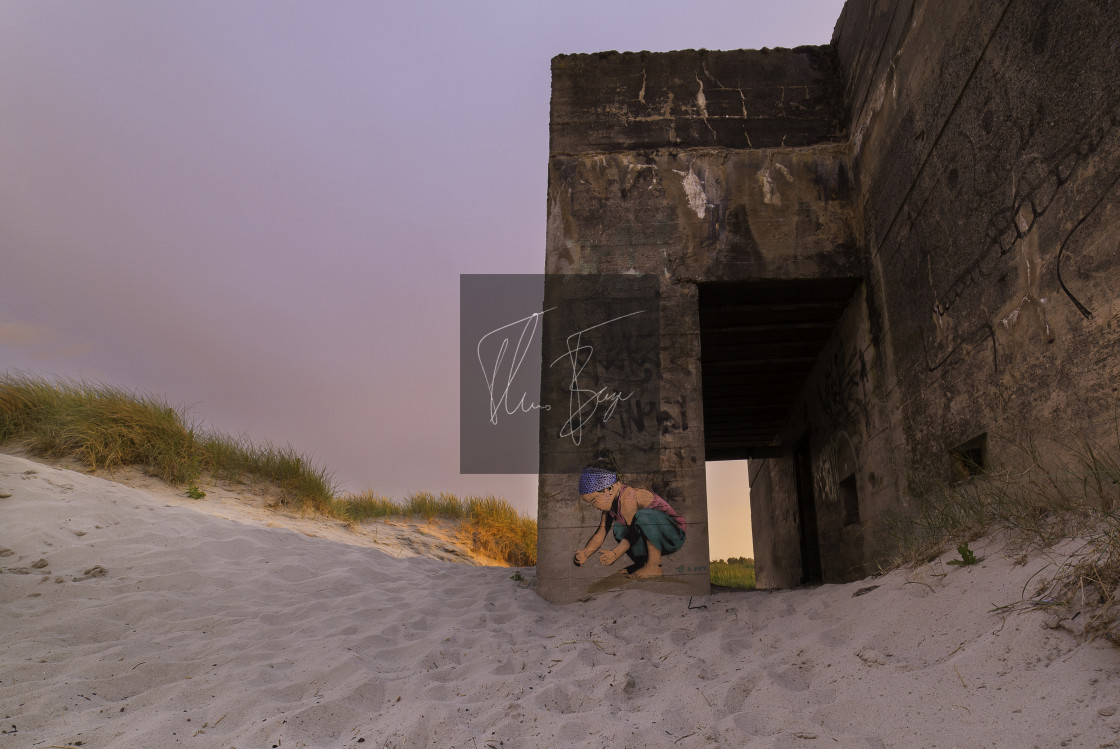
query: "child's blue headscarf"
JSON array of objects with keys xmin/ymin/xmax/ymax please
[{"xmin": 579, "ymin": 467, "xmax": 617, "ymax": 495}]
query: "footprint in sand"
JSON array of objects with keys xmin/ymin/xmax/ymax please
[
  {"xmin": 722, "ymin": 675, "xmax": 757, "ymax": 710},
  {"xmin": 857, "ymin": 648, "xmax": 888, "ymax": 666},
  {"xmin": 3, "ymin": 559, "xmax": 50, "ymax": 574},
  {"xmin": 766, "ymin": 659, "xmax": 815, "ymax": 691},
  {"xmin": 532, "ymin": 683, "xmax": 593, "ymax": 715},
  {"xmin": 73, "ymin": 565, "xmax": 108, "ymax": 581}
]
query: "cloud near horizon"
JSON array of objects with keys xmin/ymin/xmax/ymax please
[{"xmin": 0, "ymin": 321, "xmax": 91, "ymax": 361}]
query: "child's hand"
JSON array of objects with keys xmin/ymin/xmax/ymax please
[
  {"xmin": 598, "ymin": 548, "xmax": 621, "ymax": 566},
  {"xmin": 573, "ymin": 549, "xmax": 590, "ymax": 566}
]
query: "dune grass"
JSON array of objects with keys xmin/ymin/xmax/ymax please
[
  {"xmin": 337, "ymin": 490, "xmax": 537, "ymax": 567},
  {"xmin": 710, "ymin": 557, "xmax": 755, "ymax": 590},
  {"xmin": 890, "ymin": 431, "xmax": 1120, "ymax": 643},
  {"xmin": 0, "ymin": 373, "xmax": 536, "ymax": 566},
  {"xmin": 0, "ymin": 373, "xmax": 337, "ymax": 511}
]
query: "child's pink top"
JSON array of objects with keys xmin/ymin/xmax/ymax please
[{"xmin": 609, "ymin": 485, "xmax": 686, "ymax": 533}]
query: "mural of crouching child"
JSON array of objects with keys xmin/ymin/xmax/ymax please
[{"xmin": 572, "ymin": 453, "xmax": 686, "ymax": 579}]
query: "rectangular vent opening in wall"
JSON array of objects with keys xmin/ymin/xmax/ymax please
[
  {"xmin": 950, "ymin": 433, "xmax": 988, "ymax": 481},
  {"xmin": 840, "ymin": 473, "xmax": 860, "ymax": 525}
]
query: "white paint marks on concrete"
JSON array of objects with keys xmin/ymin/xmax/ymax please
[
  {"xmin": 546, "ymin": 194, "xmax": 579, "ymax": 274},
  {"xmin": 662, "ymin": 91, "xmax": 677, "ymax": 143},
  {"xmin": 696, "ymin": 74, "xmax": 716, "ymax": 138},
  {"xmin": 756, "ymin": 157, "xmax": 794, "ymax": 206},
  {"xmin": 1016, "ymin": 202, "xmax": 1033, "ymax": 235},
  {"xmin": 997, "ymin": 229, "xmax": 1054, "ymax": 344},
  {"xmin": 852, "ymin": 54, "xmax": 900, "ymax": 157},
  {"xmin": 736, "ymin": 88, "xmax": 754, "ymax": 149},
  {"xmin": 625, "ymin": 162, "xmax": 656, "ymax": 189},
  {"xmin": 758, "ymin": 167, "xmax": 777, "ymax": 205},
  {"xmin": 676, "ymin": 166, "xmax": 708, "ymax": 219}
]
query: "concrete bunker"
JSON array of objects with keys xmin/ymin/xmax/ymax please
[
  {"xmin": 538, "ymin": 0, "xmax": 1120, "ymax": 603},
  {"xmin": 537, "ymin": 45, "xmax": 863, "ymax": 602}
]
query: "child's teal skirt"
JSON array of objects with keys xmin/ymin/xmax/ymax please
[{"xmin": 612, "ymin": 508, "xmax": 686, "ymax": 561}]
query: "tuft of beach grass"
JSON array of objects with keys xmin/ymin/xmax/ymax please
[
  {"xmin": 888, "ymin": 430, "xmax": 1120, "ymax": 643},
  {"xmin": 335, "ymin": 490, "xmax": 537, "ymax": 567}
]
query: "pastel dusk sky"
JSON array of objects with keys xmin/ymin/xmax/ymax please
[{"xmin": 1, "ymin": 0, "xmax": 849, "ymax": 559}]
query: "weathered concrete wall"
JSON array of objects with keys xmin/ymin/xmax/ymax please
[
  {"xmin": 749, "ymin": 281, "xmax": 905, "ymax": 587},
  {"xmin": 550, "ymin": 48, "xmax": 846, "ymax": 154},
  {"xmin": 547, "ymin": 147, "xmax": 857, "ymax": 279},
  {"xmin": 750, "ymin": 0, "xmax": 1120, "ymax": 587},
  {"xmin": 748, "ymin": 451, "xmax": 800, "ymax": 587},
  {"xmin": 536, "ymin": 278, "xmax": 709, "ymax": 604},
  {"xmin": 834, "ymin": 0, "xmax": 1120, "ymax": 489},
  {"xmin": 539, "ymin": 48, "xmax": 860, "ymax": 602}
]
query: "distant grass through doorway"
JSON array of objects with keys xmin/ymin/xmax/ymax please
[
  {"xmin": 710, "ymin": 557, "xmax": 755, "ymax": 589},
  {"xmin": 706, "ymin": 459, "xmax": 754, "ymax": 589}
]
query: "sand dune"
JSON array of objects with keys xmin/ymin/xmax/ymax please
[{"xmin": 2, "ymin": 452, "xmax": 1118, "ymax": 748}]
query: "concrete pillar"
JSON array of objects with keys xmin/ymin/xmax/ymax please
[{"xmin": 535, "ymin": 276, "xmax": 710, "ymax": 603}]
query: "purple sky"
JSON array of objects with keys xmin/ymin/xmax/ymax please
[{"xmin": 1, "ymin": 1, "xmax": 847, "ymax": 556}]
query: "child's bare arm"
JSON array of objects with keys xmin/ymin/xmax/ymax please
[
  {"xmin": 598, "ymin": 538, "xmax": 629, "ymax": 565},
  {"xmin": 574, "ymin": 513, "xmax": 608, "ymax": 566}
]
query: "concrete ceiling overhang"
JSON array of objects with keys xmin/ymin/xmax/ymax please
[{"xmin": 699, "ymin": 278, "xmax": 862, "ymax": 461}]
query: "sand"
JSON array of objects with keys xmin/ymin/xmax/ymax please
[{"xmin": 2, "ymin": 452, "xmax": 1119, "ymax": 749}]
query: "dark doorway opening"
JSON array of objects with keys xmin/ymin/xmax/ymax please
[
  {"xmin": 697, "ymin": 278, "xmax": 861, "ymax": 587},
  {"xmin": 698, "ymin": 279, "xmax": 862, "ymax": 459}
]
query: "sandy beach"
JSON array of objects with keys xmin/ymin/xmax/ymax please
[{"xmin": 2, "ymin": 451, "xmax": 1118, "ymax": 749}]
